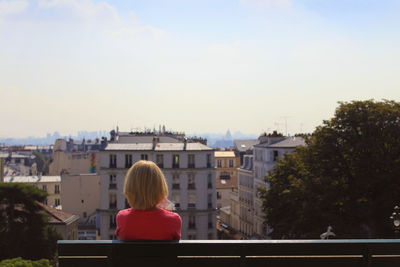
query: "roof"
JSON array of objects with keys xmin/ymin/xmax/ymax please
[
  {"xmin": 268, "ymin": 137, "xmax": 306, "ymax": 148},
  {"xmin": 40, "ymin": 204, "xmax": 79, "ymax": 225},
  {"xmin": 233, "ymin": 140, "xmax": 259, "ymax": 152},
  {"xmin": 105, "ymin": 143, "xmax": 153, "ymax": 151},
  {"xmin": 4, "ymin": 175, "xmax": 61, "ymax": 183},
  {"xmin": 0, "ymin": 153, "xmax": 35, "ymax": 159},
  {"xmin": 105, "ymin": 142, "xmax": 213, "ymax": 151},
  {"xmin": 215, "ymin": 151, "xmax": 236, "ymax": 158},
  {"xmin": 117, "ymin": 136, "xmax": 180, "ymax": 143},
  {"xmin": 255, "ymin": 137, "xmax": 306, "ymax": 148}
]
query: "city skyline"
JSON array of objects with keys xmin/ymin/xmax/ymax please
[{"xmin": 1, "ymin": 0, "xmax": 400, "ymax": 138}]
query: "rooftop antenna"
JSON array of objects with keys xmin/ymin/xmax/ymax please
[{"xmin": 280, "ymin": 116, "xmax": 292, "ymax": 136}]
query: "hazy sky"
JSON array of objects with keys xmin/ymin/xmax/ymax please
[{"xmin": 1, "ymin": 0, "xmax": 400, "ymax": 138}]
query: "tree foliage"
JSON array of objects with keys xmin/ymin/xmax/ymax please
[
  {"xmin": 0, "ymin": 257, "xmax": 51, "ymax": 267},
  {"xmin": 260, "ymin": 100, "xmax": 400, "ymax": 239},
  {"xmin": 0, "ymin": 183, "xmax": 60, "ymax": 261}
]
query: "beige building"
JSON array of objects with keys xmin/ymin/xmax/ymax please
[
  {"xmin": 238, "ymin": 155, "xmax": 254, "ymax": 238},
  {"xmin": 214, "ymin": 151, "xmax": 240, "ymax": 209},
  {"xmin": 49, "ymin": 139, "xmax": 100, "ymax": 175},
  {"xmin": 60, "ymin": 173, "xmax": 100, "ymax": 224},
  {"xmin": 41, "ymin": 204, "xmax": 79, "ymax": 240},
  {"xmin": 4, "ymin": 175, "xmax": 62, "ymax": 208}
]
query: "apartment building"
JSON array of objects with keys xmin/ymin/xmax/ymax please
[
  {"xmin": 238, "ymin": 154, "xmax": 255, "ymax": 237},
  {"xmin": 253, "ymin": 134, "xmax": 305, "ymax": 238},
  {"xmin": 97, "ymin": 132, "xmax": 217, "ymax": 240},
  {"xmin": 4, "ymin": 175, "xmax": 62, "ymax": 208},
  {"xmin": 214, "ymin": 151, "xmax": 240, "ymax": 209},
  {"xmin": 49, "ymin": 138, "xmax": 102, "ymax": 175}
]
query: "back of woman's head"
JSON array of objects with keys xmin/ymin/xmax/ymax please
[{"xmin": 124, "ymin": 160, "xmax": 169, "ymax": 210}]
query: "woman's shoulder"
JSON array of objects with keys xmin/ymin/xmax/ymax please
[
  {"xmin": 159, "ymin": 209, "xmax": 182, "ymax": 221},
  {"xmin": 116, "ymin": 208, "xmax": 133, "ymax": 217}
]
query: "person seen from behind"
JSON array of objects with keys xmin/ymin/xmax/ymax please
[{"xmin": 116, "ymin": 160, "xmax": 182, "ymax": 240}]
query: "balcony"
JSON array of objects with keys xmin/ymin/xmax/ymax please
[
  {"xmin": 109, "ymin": 203, "xmax": 117, "ymax": 209},
  {"xmin": 172, "ymin": 163, "xmax": 179, "ymax": 169},
  {"xmin": 58, "ymin": 240, "xmax": 400, "ymax": 267},
  {"xmin": 109, "ymin": 164, "xmax": 117, "ymax": 169},
  {"xmin": 187, "ymin": 183, "xmax": 196, "ymax": 190}
]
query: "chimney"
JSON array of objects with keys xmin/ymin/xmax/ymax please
[
  {"xmin": 152, "ymin": 137, "xmax": 158, "ymax": 150},
  {"xmin": 183, "ymin": 138, "xmax": 187, "ymax": 150}
]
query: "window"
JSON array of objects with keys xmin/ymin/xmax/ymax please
[
  {"xmin": 217, "ymin": 191, "xmax": 221, "ymax": 199},
  {"xmin": 207, "ymin": 154, "xmax": 212, "ymax": 168},
  {"xmin": 188, "ymin": 214, "xmax": 196, "ymax": 229},
  {"xmin": 109, "ymin": 154, "xmax": 117, "ymax": 168},
  {"xmin": 188, "ymin": 154, "xmax": 195, "ymax": 168},
  {"xmin": 172, "ymin": 193, "xmax": 180, "ymax": 209},
  {"xmin": 217, "ymin": 160, "xmax": 222, "ymax": 168},
  {"xmin": 188, "ymin": 173, "xmax": 195, "ymax": 190},
  {"xmin": 156, "ymin": 154, "xmax": 164, "ymax": 168},
  {"xmin": 220, "ymin": 171, "xmax": 231, "ymax": 180},
  {"xmin": 273, "ymin": 150, "xmax": 279, "ymax": 161},
  {"xmin": 188, "ymin": 193, "xmax": 196, "ymax": 209},
  {"xmin": 207, "ymin": 193, "xmax": 212, "ymax": 209},
  {"xmin": 141, "ymin": 154, "xmax": 148, "ymax": 160},
  {"xmin": 208, "ymin": 213, "xmax": 213, "ymax": 229},
  {"xmin": 229, "ymin": 159, "xmax": 234, "ymax": 168},
  {"xmin": 207, "ymin": 173, "xmax": 212, "ymax": 189},
  {"xmin": 42, "ymin": 185, "xmax": 47, "ymax": 192},
  {"xmin": 172, "ymin": 155, "xmax": 179, "ymax": 168},
  {"xmin": 125, "ymin": 154, "xmax": 132, "ymax": 168},
  {"xmin": 109, "ymin": 174, "xmax": 117, "ymax": 189},
  {"xmin": 54, "ymin": 185, "xmax": 60, "ymax": 194},
  {"xmin": 55, "ymin": 198, "xmax": 61, "ymax": 206},
  {"xmin": 83, "ymin": 212, "xmax": 87, "ymax": 218},
  {"xmin": 109, "ymin": 214, "xmax": 116, "ymax": 229},
  {"xmin": 172, "ymin": 174, "xmax": 180, "ymax": 189},
  {"xmin": 109, "ymin": 194, "xmax": 117, "ymax": 209}
]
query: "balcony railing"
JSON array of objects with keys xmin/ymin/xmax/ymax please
[
  {"xmin": 58, "ymin": 239, "xmax": 400, "ymax": 267},
  {"xmin": 188, "ymin": 163, "xmax": 195, "ymax": 169},
  {"xmin": 172, "ymin": 164, "xmax": 179, "ymax": 169}
]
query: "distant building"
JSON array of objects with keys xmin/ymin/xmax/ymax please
[
  {"xmin": 41, "ymin": 204, "xmax": 79, "ymax": 240},
  {"xmin": 0, "ymin": 152, "xmax": 36, "ymax": 176},
  {"xmin": 233, "ymin": 140, "xmax": 259, "ymax": 166},
  {"xmin": 49, "ymin": 139, "xmax": 101, "ymax": 175},
  {"xmin": 97, "ymin": 131, "xmax": 217, "ymax": 240},
  {"xmin": 4, "ymin": 175, "xmax": 62, "ymax": 208},
  {"xmin": 253, "ymin": 135, "xmax": 305, "ymax": 238},
  {"xmin": 238, "ymin": 154, "xmax": 254, "ymax": 238},
  {"xmin": 214, "ymin": 151, "xmax": 240, "ymax": 209}
]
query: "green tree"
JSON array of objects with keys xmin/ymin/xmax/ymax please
[
  {"xmin": 0, "ymin": 183, "xmax": 60, "ymax": 261},
  {"xmin": 260, "ymin": 100, "xmax": 400, "ymax": 239},
  {"xmin": 0, "ymin": 257, "xmax": 51, "ymax": 267}
]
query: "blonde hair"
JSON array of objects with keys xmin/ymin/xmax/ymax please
[{"xmin": 124, "ymin": 160, "xmax": 169, "ymax": 210}]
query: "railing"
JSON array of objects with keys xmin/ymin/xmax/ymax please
[{"xmin": 58, "ymin": 239, "xmax": 400, "ymax": 267}]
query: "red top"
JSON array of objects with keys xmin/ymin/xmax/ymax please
[{"xmin": 115, "ymin": 208, "xmax": 182, "ymax": 240}]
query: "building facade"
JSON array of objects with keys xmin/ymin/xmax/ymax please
[
  {"xmin": 97, "ymin": 132, "xmax": 217, "ymax": 240},
  {"xmin": 49, "ymin": 139, "xmax": 101, "ymax": 175},
  {"xmin": 253, "ymin": 135, "xmax": 305, "ymax": 238},
  {"xmin": 238, "ymin": 154, "xmax": 255, "ymax": 238},
  {"xmin": 214, "ymin": 151, "xmax": 240, "ymax": 209},
  {"xmin": 4, "ymin": 175, "xmax": 62, "ymax": 208}
]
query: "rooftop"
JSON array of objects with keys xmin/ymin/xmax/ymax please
[
  {"xmin": 255, "ymin": 136, "xmax": 306, "ymax": 148},
  {"xmin": 233, "ymin": 140, "xmax": 259, "ymax": 152},
  {"xmin": 215, "ymin": 151, "xmax": 236, "ymax": 158},
  {"xmin": 4, "ymin": 175, "xmax": 61, "ymax": 183}
]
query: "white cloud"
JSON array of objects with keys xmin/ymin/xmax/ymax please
[
  {"xmin": 240, "ymin": 0, "xmax": 292, "ymax": 8},
  {"xmin": 0, "ymin": 0, "xmax": 28, "ymax": 16}
]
